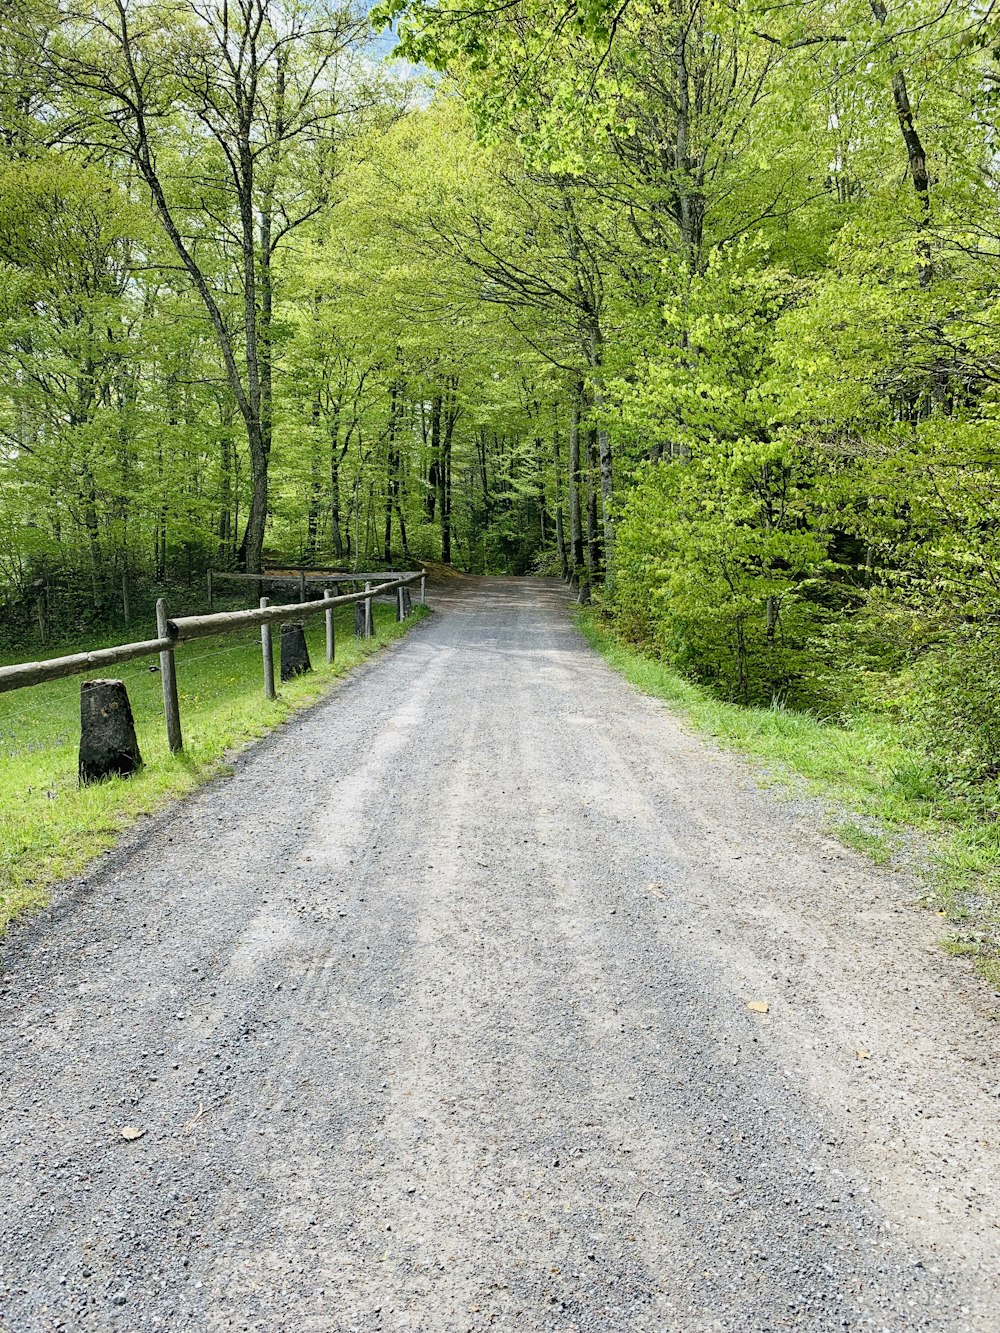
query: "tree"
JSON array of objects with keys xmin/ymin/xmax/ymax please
[{"xmin": 45, "ymin": 0, "xmax": 366, "ymax": 572}]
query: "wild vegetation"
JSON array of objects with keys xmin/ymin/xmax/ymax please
[{"xmin": 2, "ymin": 2, "xmax": 999, "ymax": 954}]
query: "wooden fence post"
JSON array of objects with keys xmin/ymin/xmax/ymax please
[
  {"xmin": 260, "ymin": 596, "xmax": 275, "ymax": 701},
  {"xmin": 207, "ymin": 569, "xmax": 214, "ymax": 611},
  {"xmin": 155, "ymin": 598, "xmax": 183, "ymax": 753},
  {"xmin": 324, "ymin": 587, "xmax": 335, "ymax": 664},
  {"xmin": 365, "ymin": 581, "xmax": 373, "ymax": 638}
]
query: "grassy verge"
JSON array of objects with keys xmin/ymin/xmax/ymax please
[
  {"xmin": 577, "ymin": 609, "xmax": 1000, "ymax": 988},
  {"xmin": 0, "ymin": 603, "xmax": 427, "ymax": 934}
]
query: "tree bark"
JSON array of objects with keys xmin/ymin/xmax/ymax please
[
  {"xmin": 568, "ymin": 387, "xmax": 584, "ymax": 584},
  {"xmin": 586, "ymin": 426, "xmax": 603, "ymax": 585},
  {"xmin": 552, "ymin": 420, "xmax": 568, "ymax": 579},
  {"xmin": 330, "ymin": 404, "xmax": 345, "ymax": 559},
  {"xmin": 586, "ymin": 322, "xmax": 614, "ymax": 568},
  {"xmin": 869, "ymin": 0, "xmax": 932, "ymax": 284}
]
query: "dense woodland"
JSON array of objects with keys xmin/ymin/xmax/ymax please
[{"xmin": 1, "ymin": 0, "xmax": 999, "ymax": 793}]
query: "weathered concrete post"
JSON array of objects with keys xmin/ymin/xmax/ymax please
[
  {"xmin": 324, "ymin": 587, "xmax": 335, "ymax": 664},
  {"xmin": 420, "ymin": 572, "xmax": 427, "ymax": 605},
  {"xmin": 155, "ymin": 598, "xmax": 182, "ymax": 753},
  {"xmin": 365, "ymin": 581, "xmax": 373, "ymax": 637},
  {"xmin": 79, "ymin": 679, "xmax": 142, "ymax": 785},
  {"xmin": 280, "ymin": 622, "xmax": 312, "ymax": 680},
  {"xmin": 260, "ymin": 596, "xmax": 275, "ymax": 700},
  {"xmin": 397, "ymin": 586, "xmax": 411, "ymax": 621}
]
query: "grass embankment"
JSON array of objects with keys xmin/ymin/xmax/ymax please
[
  {"xmin": 0, "ymin": 603, "xmax": 426, "ymax": 934},
  {"xmin": 578, "ymin": 610, "xmax": 1000, "ymax": 987}
]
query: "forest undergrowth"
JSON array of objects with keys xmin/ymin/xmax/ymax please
[{"xmin": 579, "ymin": 609, "xmax": 1000, "ymax": 989}]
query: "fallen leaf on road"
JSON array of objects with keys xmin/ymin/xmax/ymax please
[
  {"xmin": 746, "ymin": 1001, "xmax": 770, "ymax": 1014},
  {"xmin": 120, "ymin": 1126, "xmax": 145, "ymax": 1141},
  {"xmin": 856, "ymin": 1049, "xmax": 871, "ymax": 1060}
]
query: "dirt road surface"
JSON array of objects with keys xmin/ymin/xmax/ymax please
[{"xmin": 1, "ymin": 578, "xmax": 998, "ymax": 1332}]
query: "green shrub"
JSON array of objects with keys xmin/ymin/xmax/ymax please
[
  {"xmin": 611, "ymin": 447, "xmax": 830, "ymax": 705},
  {"xmin": 906, "ymin": 627, "xmax": 1000, "ymax": 789}
]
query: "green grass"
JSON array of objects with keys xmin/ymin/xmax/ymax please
[
  {"xmin": 577, "ymin": 609, "xmax": 1000, "ymax": 987},
  {"xmin": 0, "ymin": 602, "xmax": 427, "ymax": 934}
]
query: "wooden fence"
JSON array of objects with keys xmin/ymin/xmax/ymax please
[
  {"xmin": 206, "ymin": 567, "xmax": 427, "ymax": 609},
  {"xmin": 0, "ymin": 570, "xmax": 426, "ymax": 758}
]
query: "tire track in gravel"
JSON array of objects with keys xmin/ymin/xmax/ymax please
[{"xmin": 0, "ymin": 576, "xmax": 998, "ymax": 1332}]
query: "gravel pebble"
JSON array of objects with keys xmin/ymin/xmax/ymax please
[{"xmin": 0, "ymin": 576, "xmax": 997, "ymax": 1331}]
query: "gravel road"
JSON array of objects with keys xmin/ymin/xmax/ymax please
[{"xmin": 1, "ymin": 577, "xmax": 998, "ymax": 1333}]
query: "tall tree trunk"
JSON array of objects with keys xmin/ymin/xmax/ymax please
[
  {"xmin": 552, "ymin": 420, "xmax": 568, "ymax": 579},
  {"xmin": 240, "ymin": 427, "xmax": 269, "ymax": 574},
  {"xmin": 155, "ymin": 432, "xmax": 167, "ymax": 582},
  {"xmin": 306, "ymin": 457, "xmax": 321, "ymax": 563},
  {"xmin": 441, "ymin": 435, "xmax": 452, "ymax": 565},
  {"xmin": 427, "ymin": 393, "xmax": 440, "ymax": 522},
  {"xmin": 586, "ymin": 322, "xmax": 614, "ymax": 569},
  {"xmin": 535, "ymin": 435, "xmax": 548, "ymax": 545},
  {"xmin": 385, "ymin": 381, "xmax": 401, "ymax": 563},
  {"xmin": 440, "ymin": 378, "xmax": 458, "ymax": 565},
  {"xmin": 218, "ymin": 423, "xmax": 233, "ymax": 563},
  {"xmin": 330, "ymin": 404, "xmax": 345, "ymax": 559},
  {"xmin": 568, "ymin": 387, "xmax": 584, "ymax": 584},
  {"xmin": 586, "ymin": 426, "xmax": 602, "ymax": 585},
  {"xmin": 869, "ymin": 0, "xmax": 932, "ymax": 285}
]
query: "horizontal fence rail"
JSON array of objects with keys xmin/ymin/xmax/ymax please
[
  {"xmin": 172, "ymin": 574, "xmax": 420, "ymax": 644},
  {"xmin": 0, "ymin": 572, "xmax": 424, "ymax": 696},
  {"xmin": 206, "ymin": 567, "xmax": 427, "ymax": 610},
  {"xmin": 210, "ymin": 570, "xmax": 412, "ymax": 583},
  {"xmin": 0, "ymin": 570, "xmax": 427, "ymax": 777},
  {"xmin": 0, "ymin": 637, "xmax": 173, "ymax": 694}
]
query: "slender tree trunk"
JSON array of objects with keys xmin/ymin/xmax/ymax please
[
  {"xmin": 306, "ymin": 458, "xmax": 320, "ymax": 563},
  {"xmin": 869, "ymin": 0, "xmax": 932, "ymax": 285},
  {"xmin": 586, "ymin": 426, "xmax": 602, "ymax": 584},
  {"xmin": 586, "ymin": 322, "xmax": 614, "ymax": 567},
  {"xmin": 441, "ymin": 436, "xmax": 452, "ymax": 564},
  {"xmin": 568, "ymin": 387, "xmax": 584, "ymax": 584},
  {"xmin": 330, "ymin": 405, "xmax": 344, "ymax": 559},
  {"xmin": 535, "ymin": 435, "xmax": 548, "ymax": 545},
  {"xmin": 385, "ymin": 381, "xmax": 401, "ymax": 563},
  {"xmin": 552, "ymin": 421, "xmax": 568, "ymax": 579},
  {"xmin": 427, "ymin": 393, "xmax": 440, "ymax": 522},
  {"xmin": 218, "ymin": 424, "xmax": 233, "ymax": 563},
  {"xmin": 440, "ymin": 380, "xmax": 458, "ymax": 565}
]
